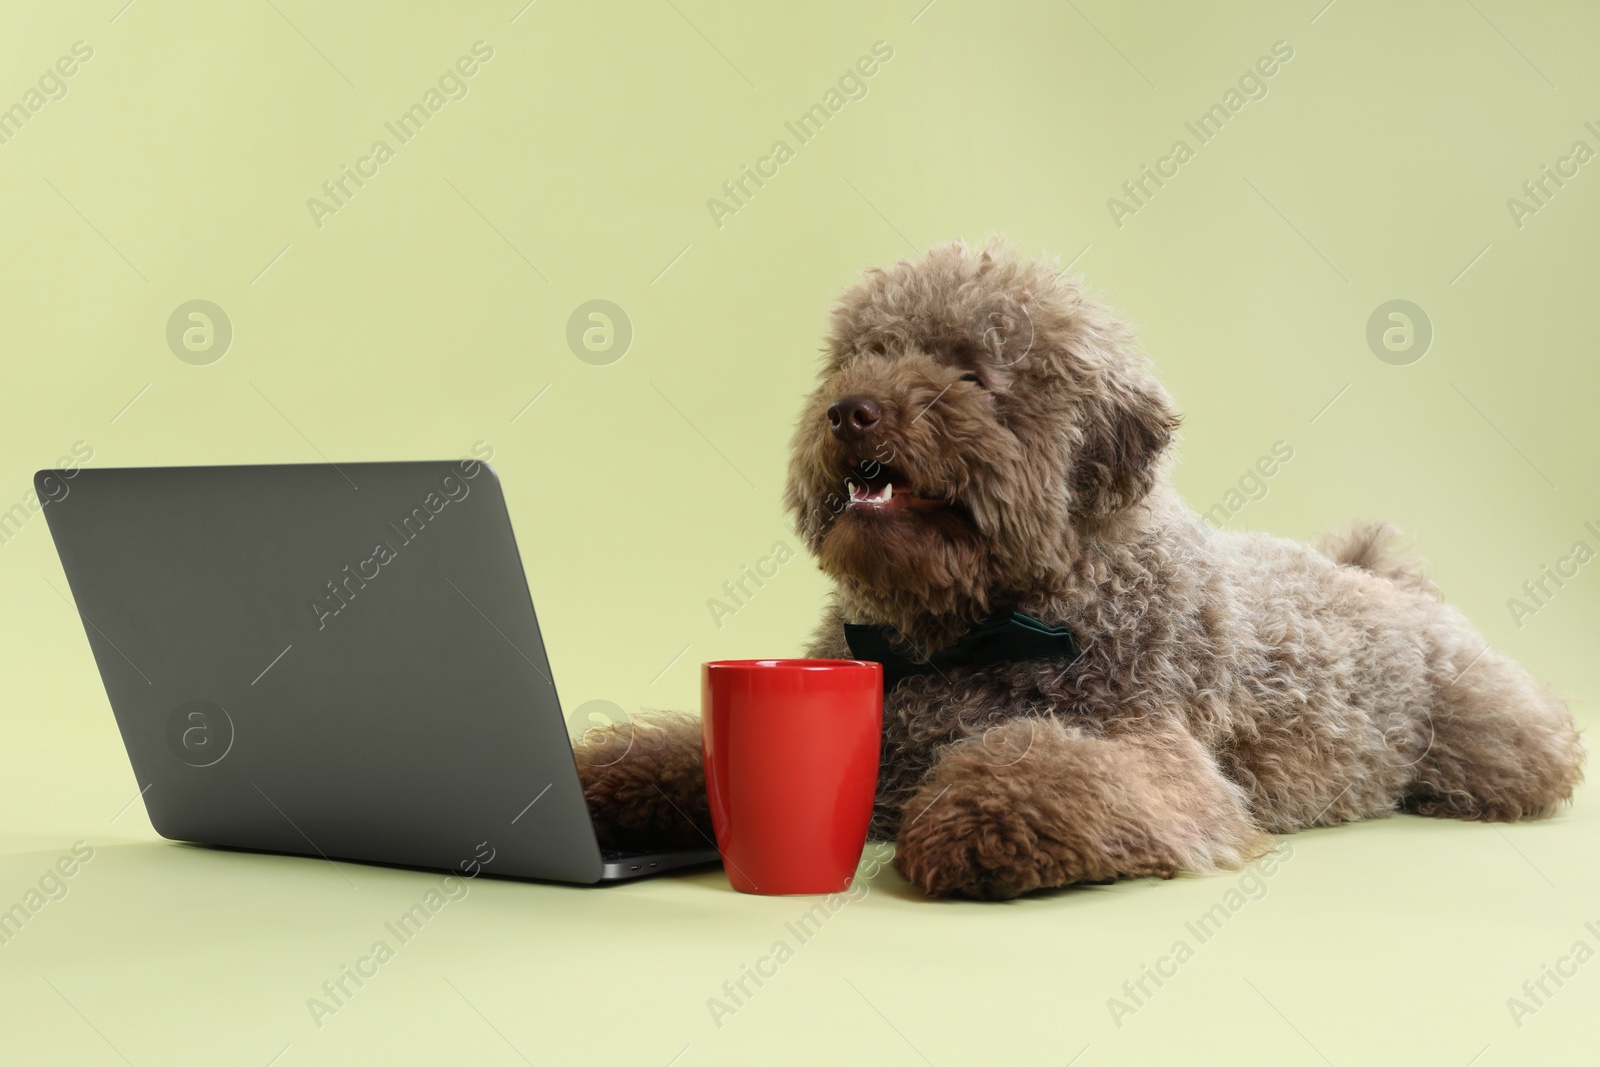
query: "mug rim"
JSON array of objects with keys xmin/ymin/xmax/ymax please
[{"xmin": 703, "ymin": 658, "xmax": 881, "ymax": 673}]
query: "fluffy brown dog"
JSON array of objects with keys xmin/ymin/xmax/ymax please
[{"xmin": 576, "ymin": 239, "xmax": 1584, "ymax": 899}]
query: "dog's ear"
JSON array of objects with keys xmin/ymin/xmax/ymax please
[{"xmin": 1068, "ymin": 375, "xmax": 1180, "ymax": 518}]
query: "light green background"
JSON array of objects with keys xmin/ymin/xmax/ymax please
[{"xmin": 1, "ymin": 1, "xmax": 1597, "ymax": 1064}]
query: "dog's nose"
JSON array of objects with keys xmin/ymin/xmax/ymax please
[{"xmin": 828, "ymin": 396, "xmax": 882, "ymax": 440}]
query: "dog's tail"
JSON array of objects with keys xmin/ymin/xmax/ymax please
[{"xmin": 1317, "ymin": 520, "xmax": 1440, "ymax": 599}]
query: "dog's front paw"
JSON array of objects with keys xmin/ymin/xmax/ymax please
[
  {"xmin": 893, "ymin": 724, "xmax": 1102, "ymax": 900},
  {"xmin": 893, "ymin": 785, "xmax": 1091, "ymax": 900},
  {"xmin": 572, "ymin": 711, "xmax": 712, "ymax": 850}
]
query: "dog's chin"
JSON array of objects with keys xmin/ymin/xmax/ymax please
[{"xmin": 815, "ymin": 494, "xmax": 988, "ymax": 618}]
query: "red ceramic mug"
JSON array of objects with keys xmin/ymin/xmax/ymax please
[{"xmin": 701, "ymin": 659, "xmax": 883, "ymax": 895}]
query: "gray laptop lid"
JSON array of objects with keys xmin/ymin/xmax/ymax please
[{"xmin": 38, "ymin": 461, "xmax": 604, "ymax": 884}]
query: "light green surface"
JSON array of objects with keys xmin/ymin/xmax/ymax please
[{"xmin": 1, "ymin": 1, "xmax": 1597, "ymax": 1064}]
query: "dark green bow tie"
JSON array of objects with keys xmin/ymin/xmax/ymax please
[{"xmin": 843, "ymin": 611, "xmax": 1082, "ymax": 691}]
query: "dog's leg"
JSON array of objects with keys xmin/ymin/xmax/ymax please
[
  {"xmin": 893, "ymin": 716, "xmax": 1269, "ymax": 899},
  {"xmin": 572, "ymin": 612, "xmax": 851, "ymax": 852},
  {"xmin": 572, "ymin": 711, "xmax": 715, "ymax": 850},
  {"xmin": 1403, "ymin": 643, "xmax": 1584, "ymax": 821}
]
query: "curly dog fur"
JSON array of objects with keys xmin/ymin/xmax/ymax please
[{"xmin": 577, "ymin": 238, "xmax": 1584, "ymax": 899}]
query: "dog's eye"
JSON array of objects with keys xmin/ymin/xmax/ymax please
[{"xmin": 959, "ymin": 373, "xmax": 984, "ymax": 387}]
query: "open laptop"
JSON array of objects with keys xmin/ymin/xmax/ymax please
[{"xmin": 37, "ymin": 460, "xmax": 720, "ymax": 884}]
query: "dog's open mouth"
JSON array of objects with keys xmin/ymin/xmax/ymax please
[{"xmin": 844, "ymin": 460, "xmax": 951, "ymax": 513}]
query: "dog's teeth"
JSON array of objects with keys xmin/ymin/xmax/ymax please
[
  {"xmin": 848, "ymin": 481, "xmax": 860, "ymax": 500},
  {"xmin": 883, "ymin": 483, "xmax": 893, "ymax": 501}
]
